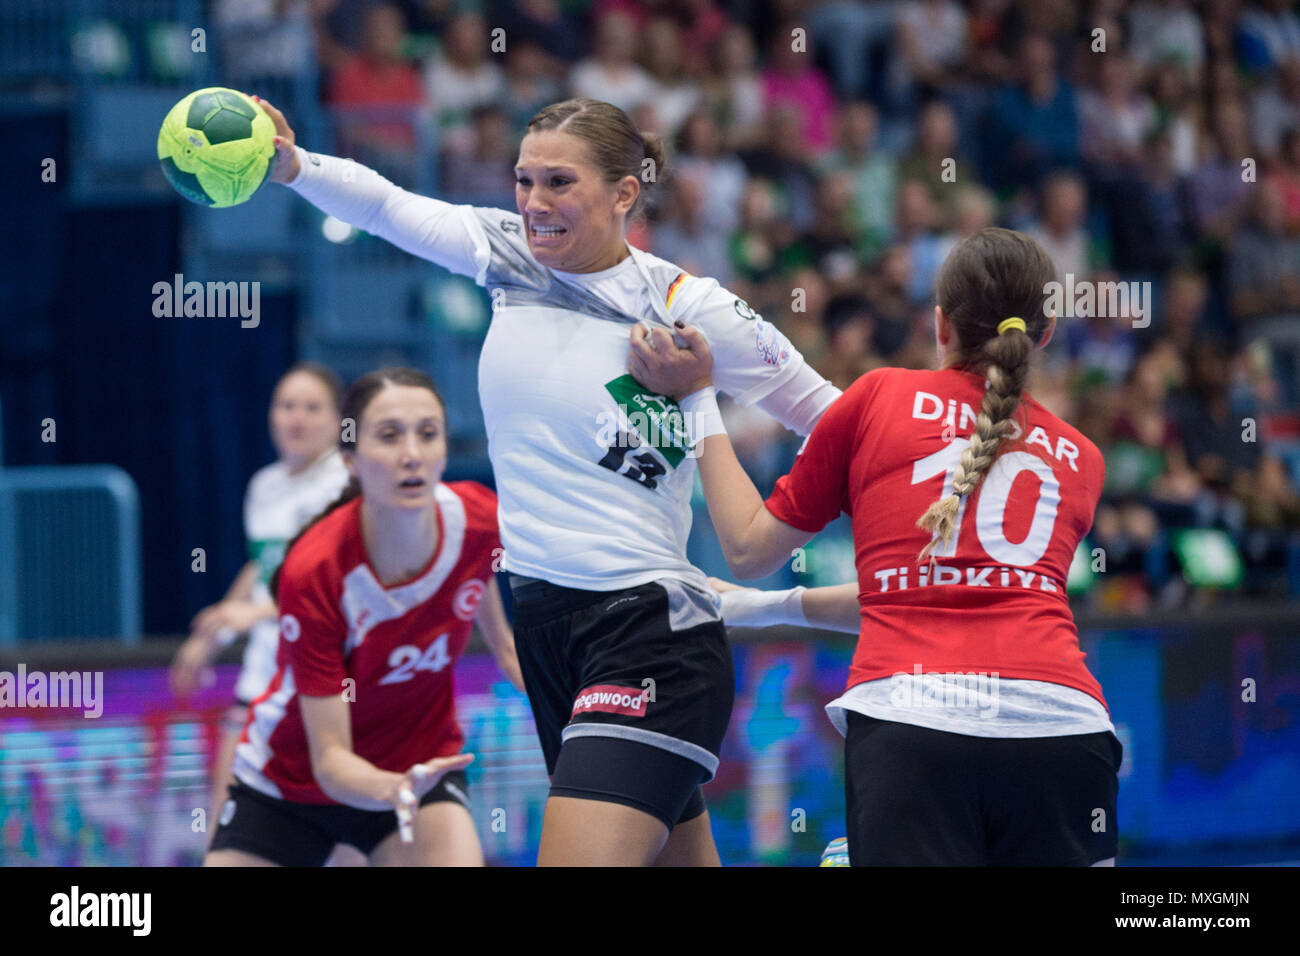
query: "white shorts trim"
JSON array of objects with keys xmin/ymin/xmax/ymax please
[{"xmin": 560, "ymin": 723, "xmax": 719, "ymax": 780}]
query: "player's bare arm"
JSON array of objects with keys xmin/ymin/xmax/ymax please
[
  {"xmin": 630, "ymin": 323, "xmax": 812, "ymax": 579},
  {"xmin": 475, "ymin": 577, "xmax": 525, "ymax": 691}
]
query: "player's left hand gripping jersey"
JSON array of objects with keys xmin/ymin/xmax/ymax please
[{"xmin": 287, "ymin": 147, "xmax": 840, "ymax": 592}]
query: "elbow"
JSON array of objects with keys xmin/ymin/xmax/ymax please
[{"xmin": 724, "ymin": 543, "xmax": 779, "ymax": 581}]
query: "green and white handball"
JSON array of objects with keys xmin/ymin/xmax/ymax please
[{"xmin": 157, "ymin": 87, "xmax": 275, "ymax": 207}]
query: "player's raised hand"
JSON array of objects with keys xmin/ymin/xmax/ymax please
[
  {"xmin": 252, "ymin": 95, "xmax": 300, "ymax": 184},
  {"xmin": 629, "ymin": 322, "xmax": 714, "ymax": 399}
]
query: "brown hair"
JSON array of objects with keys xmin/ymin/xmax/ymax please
[
  {"xmin": 276, "ymin": 361, "xmax": 343, "ymax": 412},
  {"xmin": 916, "ymin": 227, "xmax": 1057, "ymax": 562},
  {"xmin": 524, "ymin": 98, "xmax": 667, "ymax": 219},
  {"xmin": 270, "ymin": 367, "xmax": 446, "ymax": 598}
]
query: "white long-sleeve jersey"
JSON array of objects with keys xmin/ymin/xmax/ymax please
[{"xmin": 288, "ymin": 147, "xmax": 841, "ymax": 592}]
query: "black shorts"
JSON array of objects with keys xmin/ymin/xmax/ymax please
[
  {"xmin": 510, "ymin": 575, "xmax": 734, "ymax": 831},
  {"xmin": 208, "ymin": 772, "xmax": 470, "ymax": 866},
  {"xmin": 844, "ymin": 712, "xmax": 1122, "ymax": 866}
]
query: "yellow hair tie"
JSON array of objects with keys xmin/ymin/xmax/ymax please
[{"xmin": 997, "ymin": 317, "xmax": 1027, "ymax": 335}]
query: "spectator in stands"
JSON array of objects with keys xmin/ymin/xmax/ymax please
[
  {"xmin": 1187, "ymin": 102, "xmax": 1253, "ymax": 248},
  {"xmin": 700, "ymin": 23, "xmax": 766, "ymax": 153},
  {"xmin": 1112, "ymin": 349, "xmax": 1201, "ymax": 519},
  {"xmin": 675, "ymin": 110, "xmax": 748, "ymax": 235},
  {"xmin": 568, "ymin": 10, "xmax": 654, "ymax": 114},
  {"xmin": 898, "ymin": 100, "xmax": 971, "ymax": 225},
  {"xmin": 327, "ymin": 3, "xmax": 426, "ymax": 156},
  {"xmin": 494, "ymin": 0, "xmax": 589, "ymax": 65},
  {"xmin": 936, "ymin": 185, "xmax": 997, "ymax": 266},
  {"xmin": 893, "ymin": 180, "xmax": 946, "ymax": 305},
  {"xmin": 672, "ymin": 0, "xmax": 732, "ymax": 80},
  {"xmin": 1169, "ymin": 342, "xmax": 1260, "ymax": 530},
  {"xmin": 806, "ymin": 0, "xmax": 898, "ymax": 102},
  {"xmin": 1266, "ymin": 126, "xmax": 1300, "ymax": 236},
  {"xmin": 1065, "ymin": 268, "xmax": 1139, "ymax": 387},
  {"xmin": 819, "ymin": 293, "xmax": 884, "ymax": 391},
  {"xmin": 862, "ymin": 244, "xmax": 917, "ymax": 360},
  {"xmin": 422, "ymin": 11, "xmax": 506, "ymax": 156},
  {"xmin": 651, "ymin": 171, "xmax": 734, "ymax": 286},
  {"xmin": 639, "ymin": 16, "xmax": 702, "ymax": 140},
  {"xmin": 1159, "ymin": 267, "xmax": 1211, "ymax": 356},
  {"xmin": 1237, "ymin": 0, "xmax": 1300, "ymax": 77},
  {"xmin": 987, "ymin": 32, "xmax": 1080, "ymax": 189},
  {"xmin": 760, "ymin": 20, "xmax": 838, "ymax": 157},
  {"xmin": 891, "ymin": 0, "xmax": 968, "ymax": 105},
  {"xmin": 501, "ymin": 40, "xmax": 564, "ymax": 137},
  {"xmin": 1249, "ymin": 57, "xmax": 1300, "ymax": 165},
  {"xmin": 816, "ymin": 101, "xmax": 897, "ymax": 261},
  {"xmin": 1128, "ymin": 0, "xmax": 1206, "ymax": 76},
  {"xmin": 965, "ymin": 0, "xmax": 1016, "ymax": 85},
  {"xmin": 1080, "ymin": 51, "xmax": 1156, "ymax": 174},
  {"xmin": 439, "ymin": 105, "xmax": 515, "ymax": 206},
  {"xmin": 1227, "ymin": 178, "xmax": 1300, "ymax": 323},
  {"xmin": 737, "ymin": 104, "xmax": 819, "ymax": 232},
  {"xmin": 779, "ymin": 266, "xmax": 831, "ymax": 371},
  {"xmin": 1111, "ymin": 128, "xmax": 1191, "ymax": 273},
  {"xmin": 728, "ymin": 178, "xmax": 785, "ymax": 289},
  {"xmin": 1149, "ymin": 60, "xmax": 1201, "ymax": 176},
  {"xmin": 1024, "ymin": 171, "xmax": 1093, "ymax": 283},
  {"xmin": 784, "ymin": 171, "xmax": 866, "ymax": 292},
  {"xmin": 215, "ymin": 0, "xmax": 317, "ymax": 81}
]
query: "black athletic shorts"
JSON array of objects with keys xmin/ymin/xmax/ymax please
[
  {"xmin": 509, "ymin": 575, "xmax": 734, "ymax": 831},
  {"xmin": 208, "ymin": 772, "xmax": 470, "ymax": 866},
  {"xmin": 844, "ymin": 712, "xmax": 1122, "ymax": 866}
]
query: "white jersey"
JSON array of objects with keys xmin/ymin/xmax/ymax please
[
  {"xmin": 288, "ymin": 147, "xmax": 840, "ymax": 592},
  {"xmin": 236, "ymin": 447, "xmax": 349, "ymax": 703}
]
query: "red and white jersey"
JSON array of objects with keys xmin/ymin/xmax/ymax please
[
  {"xmin": 766, "ymin": 366, "xmax": 1108, "ymax": 708},
  {"xmin": 233, "ymin": 481, "xmax": 500, "ymax": 804}
]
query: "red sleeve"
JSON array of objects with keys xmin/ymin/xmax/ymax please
[
  {"xmin": 448, "ymin": 480, "xmax": 502, "ymax": 558},
  {"xmin": 764, "ymin": 370, "xmax": 878, "ymax": 533},
  {"xmin": 277, "ymin": 556, "xmax": 348, "ymax": 698}
]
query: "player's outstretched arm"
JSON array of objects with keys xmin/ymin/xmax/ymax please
[
  {"xmin": 630, "ymin": 324, "xmax": 812, "ymax": 579},
  {"xmin": 475, "ymin": 578, "xmax": 525, "ymax": 692},
  {"xmin": 255, "ymin": 97, "xmax": 484, "ymax": 279},
  {"xmin": 300, "ymin": 693, "xmax": 425, "ymax": 811},
  {"xmin": 712, "ymin": 578, "xmax": 861, "ymax": 634}
]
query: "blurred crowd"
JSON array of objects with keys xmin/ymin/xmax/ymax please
[{"xmin": 214, "ymin": 0, "xmax": 1300, "ymax": 603}]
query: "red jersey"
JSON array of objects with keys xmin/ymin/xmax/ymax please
[
  {"xmin": 234, "ymin": 481, "xmax": 500, "ymax": 804},
  {"xmin": 766, "ymin": 367, "xmax": 1108, "ymax": 708}
]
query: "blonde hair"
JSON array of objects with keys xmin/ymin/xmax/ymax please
[{"xmin": 916, "ymin": 228, "xmax": 1056, "ymax": 562}]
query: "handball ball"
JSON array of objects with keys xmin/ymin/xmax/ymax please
[
  {"xmin": 157, "ymin": 87, "xmax": 275, "ymax": 207},
  {"xmin": 819, "ymin": 836, "xmax": 850, "ymax": 867}
]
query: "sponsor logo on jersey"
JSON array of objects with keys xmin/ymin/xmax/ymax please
[
  {"xmin": 733, "ymin": 297, "xmax": 758, "ymax": 321},
  {"xmin": 280, "ymin": 614, "xmax": 300, "ymax": 642},
  {"xmin": 452, "ymin": 578, "xmax": 487, "ymax": 620},
  {"xmin": 500, "ymin": 219, "xmax": 520, "ymax": 234},
  {"xmin": 754, "ymin": 317, "xmax": 790, "ymax": 368},
  {"xmin": 571, "ymin": 684, "xmax": 650, "ymax": 717},
  {"xmin": 603, "ymin": 374, "xmax": 691, "ymax": 467}
]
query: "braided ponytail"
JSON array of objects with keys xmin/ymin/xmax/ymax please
[{"xmin": 915, "ymin": 228, "xmax": 1057, "ymax": 562}]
